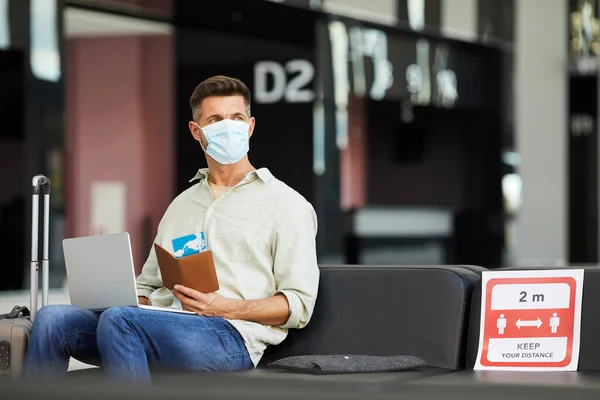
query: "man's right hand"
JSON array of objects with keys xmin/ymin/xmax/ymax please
[{"xmin": 138, "ymin": 296, "xmax": 149, "ymax": 305}]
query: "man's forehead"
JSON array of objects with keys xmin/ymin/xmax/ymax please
[{"xmin": 201, "ymin": 96, "xmax": 246, "ymax": 111}]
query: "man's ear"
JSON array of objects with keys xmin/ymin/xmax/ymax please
[
  {"xmin": 248, "ymin": 117, "xmax": 256, "ymax": 139},
  {"xmin": 189, "ymin": 121, "xmax": 202, "ymax": 141}
]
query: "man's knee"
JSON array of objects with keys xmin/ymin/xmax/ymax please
[
  {"xmin": 96, "ymin": 307, "xmax": 140, "ymax": 351},
  {"xmin": 34, "ymin": 304, "xmax": 80, "ymax": 330},
  {"xmin": 97, "ymin": 307, "xmax": 133, "ymax": 335},
  {"xmin": 98, "ymin": 306, "xmax": 132, "ymax": 323}
]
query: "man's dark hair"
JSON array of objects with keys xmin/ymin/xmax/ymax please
[{"xmin": 189, "ymin": 75, "xmax": 252, "ymax": 121}]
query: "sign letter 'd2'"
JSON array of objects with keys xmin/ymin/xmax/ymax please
[{"xmin": 254, "ymin": 60, "xmax": 315, "ymax": 104}]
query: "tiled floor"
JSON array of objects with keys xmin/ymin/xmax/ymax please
[{"xmin": 0, "ymin": 288, "xmax": 96, "ymax": 371}]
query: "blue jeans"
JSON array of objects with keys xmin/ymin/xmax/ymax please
[{"xmin": 23, "ymin": 305, "xmax": 253, "ymax": 384}]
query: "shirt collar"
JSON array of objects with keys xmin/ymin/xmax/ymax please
[{"xmin": 189, "ymin": 167, "xmax": 273, "ymax": 184}]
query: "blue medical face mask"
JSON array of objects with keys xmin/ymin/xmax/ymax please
[{"xmin": 196, "ymin": 119, "xmax": 250, "ymax": 165}]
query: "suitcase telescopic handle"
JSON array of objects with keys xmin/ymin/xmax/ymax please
[
  {"xmin": 30, "ymin": 175, "xmax": 51, "ymax": 322},
  {"xmin": 32, "ymin": 175, "xmax": 51, "ymax": 195}
]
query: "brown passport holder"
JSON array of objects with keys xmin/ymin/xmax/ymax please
[{"xmin": 154, "ymin": 243, "xmax": 220, "ymax": 293}]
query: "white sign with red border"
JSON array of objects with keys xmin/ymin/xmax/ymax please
[{"xmin": 474, "ymin": 269, "xmax": 584, "ymax": 371}]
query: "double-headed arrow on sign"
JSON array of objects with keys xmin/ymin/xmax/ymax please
[{"xmin": 516, "ymin": 318, "xmax": 543, "ymax": 329}]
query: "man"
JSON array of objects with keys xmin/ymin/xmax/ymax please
[{"xmin": 23, "ymin": 75, "xmax": 320, "ymax": 384}]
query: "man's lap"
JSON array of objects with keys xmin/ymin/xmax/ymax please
[
  {"xmin": 35, "ymin": 304, "xmax": 252, "ymax": 371},
  {"xmin": 39, "ymin": 304, "xmax": 231, "ymax": 329}
]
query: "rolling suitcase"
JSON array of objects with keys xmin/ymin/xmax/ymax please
[{"xmin": 0, "ymin": 174, "xmax": 51, "ymax": 380}]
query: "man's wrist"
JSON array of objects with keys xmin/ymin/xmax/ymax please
[{"xmin": 224, "ymin": 298, "xmax": 247, "ymax": 320}]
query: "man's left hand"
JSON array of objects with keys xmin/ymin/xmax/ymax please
[{"xmin": 172, "ymin": 285, "xmax": 236, "ymax": 318}]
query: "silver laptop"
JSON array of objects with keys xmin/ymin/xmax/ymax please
[{"xmin": 62, "ymin": 232, "xmax": 194, "ymax": 314}]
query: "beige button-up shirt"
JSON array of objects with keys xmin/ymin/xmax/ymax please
[{"xmin": 136, "ymin": 167, "xmax": 320, "ymax": 366}]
